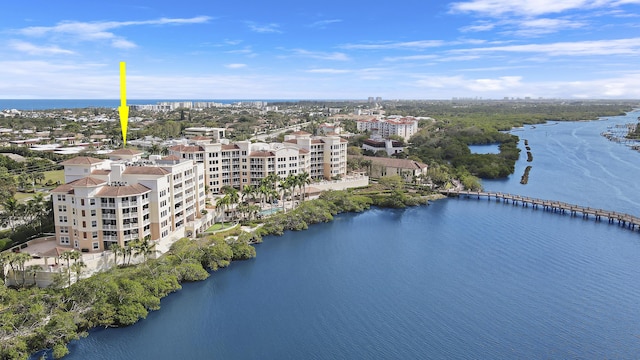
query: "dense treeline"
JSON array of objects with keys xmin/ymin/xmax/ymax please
[
  {"xmin": 392, "ymin": 101, "xmax": 635, "ymax": 179},
  {"xmin": 0, "ymin": 228, "xmax": 257, "ymax": 360}
]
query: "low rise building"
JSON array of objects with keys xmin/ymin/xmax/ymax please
[{"xmin": 361, "ymin": 156, "xmax": 428, "ymax": 182}]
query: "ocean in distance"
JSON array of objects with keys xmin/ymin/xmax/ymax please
[
  {"xmin": 41, "ymin": 111, "xmax": 640, "ymax": 359},
  {"xmin": 0, "ymin": 99, "xmax": 299, "ymax": 111}
]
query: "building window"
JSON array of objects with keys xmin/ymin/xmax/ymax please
[
  {"xmin": 92, "ymin": 241, "xmax": 99, "ymax": 250},
  {"xmin": 90, "ymin": 199, "xmax": 96, "ymax": 206},
  {"xmin": 60, "ymin": 236, "xmax": 70, "ymax": 245},
  {"xmin": 74, "ymin": 240, "xmax": 79, "ymax": 248}
]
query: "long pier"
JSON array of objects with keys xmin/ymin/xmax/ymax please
[{"xmin": 440, "ymin": 189, "xmax": 640, "ymax": 231}]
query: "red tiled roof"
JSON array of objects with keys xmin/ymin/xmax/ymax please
[
  {"xmin": 110, "ymin": 148, "xmax": 143, "ymax": 155},
  {"xmin": 60, "ymin": 157, "xmax": 103, "ymax": 165},
  {"xmin": 250, "ymin": 151, "xmax": 274, "ymax": 157},
  {"xmin": 169, "ymin": 145, "xmax": 203, "ymax": 153},
  {"xmin": 51, "ymin": 183, "xmax": 74, "ymax": 193},
  {"xmin": 221, "ymin": 144, "xmax": 240, "ymax": 150},
  {"xmin": 123, "ymin": 167, "xmax": 171, "ymax": 175},
  {"xmin": 91, "ymin": 169, "xmax": 111, "ymax": 175},
  {"xmin": 96, "ymin": 183, "xmax": 151, "ymax": 197},
  {"xmin": 69, "ymin": 177, "xmax": 107, "ymax": 187}
]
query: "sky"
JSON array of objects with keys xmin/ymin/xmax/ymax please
[{"xmin": 1, "ymin": 0, "xmax": 640, "ymax": 100}]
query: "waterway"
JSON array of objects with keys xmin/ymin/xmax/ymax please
[{"xmin": 49, "ymin": 111, "xmax": 640, "ymax": 359}]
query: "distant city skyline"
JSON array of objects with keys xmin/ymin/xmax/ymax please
[{"xmin": 2, "ymin": 0, "xmax": 640, "ymax": 99}]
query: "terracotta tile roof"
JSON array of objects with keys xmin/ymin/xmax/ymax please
[
  {"xmin": 162, "ymin": 155, "xmax": 181, "ymax": 161},
  {"xmin": 311, "ymin": 139, "xmax": 324, "ymax": 144},
  {"xmin": 96, "ymin": 183, "xmax": 151, "ymax": 197},
  {"xmin": 51, "ymin": 183, "xmax": 74, "ymax": 193},
  {"xmin": 60, "ymin": 157, "xmax": 104, "ymax": 165},
  {"xmin": 169, "ymin": 145, "xmax": 203, "ymax": 153},
  {"xmin": 299, "ymin": 149, "xmax": 310, "ymax": 154},
  {"xmin": 191, "ymin": 136, "xmax": 211, "ymax": 141},
  {"xmin": 110, "ymin": 148, "xmax": 143, "ymax": 155},
  {"xmin": 221, "ymin": 144, "xmax": 240, "ymax": 150},
  {"xmin": 69, "ymin": 177, "xmax": 107, "ymax": 187},
  {"xmin": 91, "ymin": 169, "xmax": 111, "ymax": 175},
  {"xmin": 284, "ymin": 139, "xmax": 298, "ymax": 144},
  {"xmin": 250, "ymin": 151, "xmax": 275, "ymax": 157},
  {"xmin": 123, "ymin": 167, "xmax": 171, "ymax": 176}
]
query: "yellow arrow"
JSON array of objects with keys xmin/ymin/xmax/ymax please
[{"xmin": 118, "ymin": 61, "xmax": 129, "ymax": 147}]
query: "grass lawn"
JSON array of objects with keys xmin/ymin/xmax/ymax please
[
  {"xmin": 205, "ymin": 223, "xmax": 235, "ymax": 232},
  {"xmin": 14, "ymin": 192, "xmax": 33, "ymax": 202},
  {"xmin": 43, "ymin": 170, "xmax": 64, "ymax": 185}
]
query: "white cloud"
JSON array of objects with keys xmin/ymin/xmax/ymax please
[
  {"xmin": 506, "ymin": 18, "xmax": 586, "ymax": 36},
  {"xmin": 291, "ymin": 49, "xmax": 350, "ymax": 61},
  {"xmin": 225, "ymin": 63, "xmax": 247, "ymax": 69},
  {"xmin": 306, "ymin": 68, "xmax": 351, "ymax": 74},
  {"xmin": 16, "ymin": 16, "xmax": 211, "ymax": 49},
  {"xmin": 449, "ymin": 0, "xmax": 639, "ymax": 17},
  {"xmin": 111, "ymin": 38, "xmax": 137, "ymax": 49},
  {"xmin": 460, "ymin": 22, "xmax": 498, "ymax": 32},
  {"xmin": 308, "ymin": 19, "xmax": 342, "ymax": 28},
  {"xmin": 341, "ymin": 40, "xmax": 445, "ymax": 50},
  {"xmin": 247, "ymin": 22, "xmax": 282, "ymax": 33},
  {"xmin": 410, "ymin": 72, "xmax": 640, "ymax": 99},
  {"xmin": 457, "ymin": 38, "xmax": 640, "ymax": 56},
  {"xmin": 9, "ymin": 40, "xmax": 75, "ymax": 55},
  {"xmin": 383, "ymin": 54, "xmax": 438, "ymax": 62}
]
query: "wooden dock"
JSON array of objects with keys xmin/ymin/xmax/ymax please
[{"xmin": 440, "ymin": 189, "xmax": 640, "ymax": 231}]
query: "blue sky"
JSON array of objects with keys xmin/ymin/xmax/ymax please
[{"xmin": 2, "ymin": 0, "xmax": 640, "ymax": 99}]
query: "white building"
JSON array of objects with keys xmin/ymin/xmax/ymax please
[
  {"xmin": 168, "ymin": 131, "xmax": 348, "ymax": 194},
  {"xmin": 356, "ymin": 117, "xmax": 419, "ymax": 140},
  {"xmin": 51, "ymin": 149, "xmax": 211, "ymax": 253}
]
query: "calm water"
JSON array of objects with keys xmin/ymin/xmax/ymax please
[
  {"xmin": 47, "ymin": 111, "xmax": 640, "ymax": 359},
  {"xmin": 468, "ymin": 143, "xmax": 501, "ymax": 154}
]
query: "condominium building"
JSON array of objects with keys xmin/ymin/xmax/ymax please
[
  {"xmin": 51, "ymin": 149, "xmax": 211, "ymax": 253},
  {"xmin": 168, "ymin": 131, "xmax": 348, "ymax": 194},
  {"xmin": 356, "ymin": 116, "xmax": 419, "ymax": 140}
]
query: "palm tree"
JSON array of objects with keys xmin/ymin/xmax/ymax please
[
  {"xmin": 26, "ymin": 192, "xmax": 46, "ymax": 233},
  {"xmin": 279, "ymin": 175, "xmax": 294, "ymax": 212},
  {"xmin": 13, "ymin": 252, "xmax": 32, "ymax": 287},
  {"xmin": 1, "ymin": 196, "xmax": 24, "ymax": 233},
  {"xmin": 124, "ymin": 244, "xmax": 134, "ymax": 265},
  {"xmin": 297, "ymin": 172, "xmax": 311, "ymax": 202},
  {"xmin": 109, "ymin": 243, "xmax": 122, "ymax": 266},
  {"xmin": 134, "ymin": 237, "xmax": 158, "ymax": 262},
  {"xmin": 149, "ymin": 143, "xmax": 161, "ymax": 156},
  {"xmin": 27, "ymin": 264, "xmax": 42, "ymax": 286},
  {"xmin": 216, "ymin": 195, "xmax": 230, "ymax": 227},
  {"xmin": 70, "ymin": 261, "xmax": 86, "ymax": 283},
  {"xmin": 60, "ymin": 250, "xmax": 80, "ymax": 286}
]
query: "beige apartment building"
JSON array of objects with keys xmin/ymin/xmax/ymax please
[
  {"xmin": 169, "ymin": 131, "xmax": 348, "ymax": 194},
  {"xmin": 51, "ymin": 149, "xmax": 211, "ymax": 253}
]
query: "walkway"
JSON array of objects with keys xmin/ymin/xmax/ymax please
[{"xmin": 440, "ymin": 189, "xmax": 640, "ymax": 230}]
